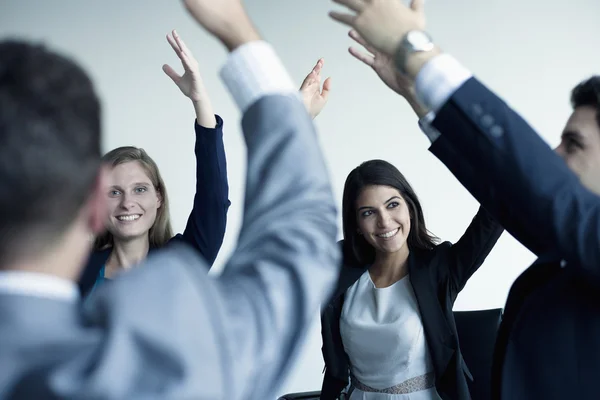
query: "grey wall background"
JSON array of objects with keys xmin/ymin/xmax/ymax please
[{"xmin": 2, "ymin": 0, "xmax": 599, "ymax": 396}]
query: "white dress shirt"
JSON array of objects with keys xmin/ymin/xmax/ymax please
[
  {"xmin": 0, "ymin": 271, "xmax": 78, "ymax": 301},
  {"xmin": 341, "ymin": 272, "xmax": 441, "ymax": 400},
  {"xmin": 415, "ymin": 54, "xmax": 473, "ymax": 143}
]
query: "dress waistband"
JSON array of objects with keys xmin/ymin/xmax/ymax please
[{"xmin": 350, "ymin": 372, "xmax": 435, "ymax": 394}]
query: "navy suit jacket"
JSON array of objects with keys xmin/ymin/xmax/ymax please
[
  {"xmin": 430, "ymin": 77, "xmax": 600, "ymax": 399},
  {"xmin": 79, "ymin": 116, "xmax": 231, "ymax": 296}
]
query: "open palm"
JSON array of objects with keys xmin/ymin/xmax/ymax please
[
  {"xmin": 299, "ymin": 58, "xmax": 332, "ymax": 119},
  {"xmin": 348, "ymin": 29, "xmax": 414, "ymax": 99},
  {"xmin": 162, "ymin": 30, "xmax": 206, "ymax": 102}
]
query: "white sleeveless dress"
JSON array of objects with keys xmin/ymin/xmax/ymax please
[{"xmin": 340, "ymin": 271, "xmax": 442, "ymax": 400}]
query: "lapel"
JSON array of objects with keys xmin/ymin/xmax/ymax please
[
  {"xmin": 408, "ymin": 251, "xmax": 457, "ymax": 382},
  {"xmin": 333, "ymin": 263, "xmax": 368, "ymax": 301},
  {"xmin": 331, "ymin": 240, "xmax": 368, "ymax": 301}
]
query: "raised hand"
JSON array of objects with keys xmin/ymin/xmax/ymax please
[
  {"xmin": 162, "ymin": 30, "xmax": 216, "ymax": 127},
  {"xmin": 299, "ymin": 58, "xmax": 332, "ymax": 119},
  {"xmin": 330, "ymin": 0, "xmax": 426, "ymax": 56},
  {"xmin": 183, "ymin": 0, "xmax": 260, "ymax": 51},
  {"xmin": 348, "ymin": 29, "xmax": 426, "ymax": 117},
  {"xmin": 348, "ymin": 30, "xmax": 410, "ymax": 97},
  {"xmin": 163, "ymin": 30, "xmax": 205, "ymax": 102}
]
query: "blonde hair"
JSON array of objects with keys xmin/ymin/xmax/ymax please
[{"xmin": 94, "ymin": 146, "xmax": 173, "ymax": 250}]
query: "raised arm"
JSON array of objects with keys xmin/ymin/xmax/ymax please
[
  {"xmin": 216, "ymin": 89, "xmax": 339, "ymax": 399},
  {"xmin": 429, "ymin": 135, "xmax": 503, "ymax": 297},
  {"xmin": 79, "ymin": 3, "xmax": 340, "ymax": 400},
  {"xmin": 431, "ymin": 78, "xmax": 600, "ymax": 271},
  {"xmin": 163, "ymin": 30, "xmax": 230, "ymax": 265}
]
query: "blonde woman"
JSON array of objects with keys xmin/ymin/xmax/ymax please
[
  {"xmin": 78, "ymin": 30, "xmax": 230, "ymax": 296},
  {"xmin": 79, "ymin": 30, "xmax": 331, "ymax": 297}
]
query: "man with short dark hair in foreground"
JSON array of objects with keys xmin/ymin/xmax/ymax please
[{"xmin": 0, "ymin": 0, "xmax": 340, "ymax": 398}]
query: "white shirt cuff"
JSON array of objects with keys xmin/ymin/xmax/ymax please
[
  {"xmin": 418, "ymin": 111, "xmax": 441, "ymax": 143},
  {"xmin": 220, "ymin": 41, "xmax": 298, "ymax": 113},
  {"xmin": 414, "ymin": 53, "xmax": 472, "ymax": 113}
]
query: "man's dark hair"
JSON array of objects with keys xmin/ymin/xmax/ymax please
[
  {"xmin": 571, "ymin": 76, "xmax": 600, "ymax": 129},
  {"xmin": 0, "ymin": 40, "xmax": 101, "ymax": 265}
]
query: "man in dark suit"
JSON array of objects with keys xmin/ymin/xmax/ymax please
[{"xmin": 330, "ymin": 0, "xmax": 600, "ymax": 398}]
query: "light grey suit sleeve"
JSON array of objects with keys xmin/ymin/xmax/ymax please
[{"xmin": 71, "ymin": 95, "xmax": 340, "ymax": 400}]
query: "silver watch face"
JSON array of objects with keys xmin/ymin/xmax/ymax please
[
  {"xmin": 395, "ymin": 30, "xmax": 434, "ymax": 73},
  {"xmin": 406, "ymin": 30, "xmax": 434, "ymax": 51}
]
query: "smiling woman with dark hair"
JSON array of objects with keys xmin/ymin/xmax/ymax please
[{"xmin": 320, "ymin": 159, "xmax": 504, "ymax": 400}]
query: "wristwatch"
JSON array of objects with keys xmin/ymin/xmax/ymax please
[{"xmin": 394, "ymin": 30, "xmax": 435, "ymax": 74}]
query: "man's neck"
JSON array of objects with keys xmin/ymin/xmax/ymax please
[
  {"xmin": 0, "ymin": 218, "xmax": 92, "ymax": 296},
  {"xmin": 0, "ymin": 240, "xmax": 86, "ymax": 301},
  {"xmin": 1, "ymin": 241, "xmax": 88, "ymax": 282}
]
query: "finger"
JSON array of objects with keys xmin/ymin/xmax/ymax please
[
  {"xmin": 166, "ymin": 33, "xmax": 181, "ymax": 55},
  {"xmin": 321, "ymin": 77, "xmax": 332, "ymax": 100},
  {"xmin": 312, "ymin": 61, "xmax": 323, "ymax": 84},
  {"xmin": 348, "ymin": 30, "xmax": 375, "ymax": 54},
  {"xmin": 332, "ymin": 0, "xmax": 364, "ymax": 12},
  {"xmin": 172, "ymin": 30, "xmax": 192, "ymax": 56},
  {"xmin": 301, "ymin": 59, "xmax": 323, "ymax": 88},
  {"xmin": 162, "ymin": 64, "xmax": 181, "ymax": 83},
  {"xmin": 312, "ymin": 58, "xmax": 324, "ymax": 76},
  {"xmin": 411, "ymin": 0, "xmax": 425, "ymax": 13},
  {"xmin": 348, "ymin": 46, "xmax": 375, "ymax": 67},
  {"xmin": 300, "ymin": 70, "xmax": 316, "ymax": 89},
  {"xmin": 329, "ymin": 11, "xmax": 356, "ymax": 27}
]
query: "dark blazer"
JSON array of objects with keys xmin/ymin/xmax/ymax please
[
  {"xmin": 430, "ymin": 77, "xmax": 600, "ymax": 399},
  {"xmin": 78, "ymin": 116, "xmax": 231, "ymax": 296},
  {"xmin": 320, "ymin": 135, "xmax": 504, "ymax": 400}
]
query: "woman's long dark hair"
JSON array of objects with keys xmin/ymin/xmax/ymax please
[{"xmin": 342, "ymin": 159, "xmax": 439, "ymax": 265}]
